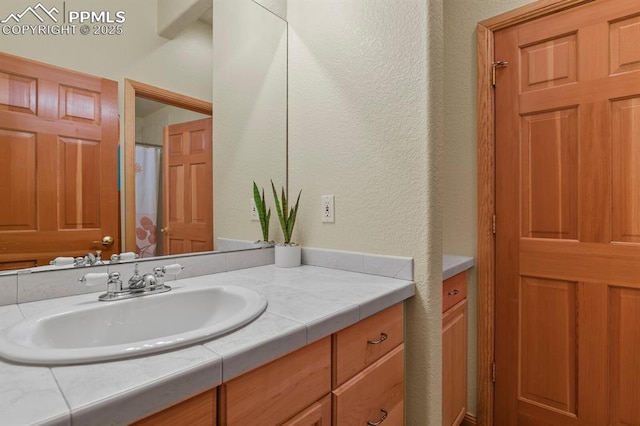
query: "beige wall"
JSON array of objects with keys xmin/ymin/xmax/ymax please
[
  {"xmin": 288, "ymin": 0, "xmax": 443, "ymax": 423},
  {"xmin": 443, "ymin": 0, "xmax": 533, "ymax": 416},
  {"xmin": 212, "ymin": 0, "xmax": 288, "ymax": 245},
  {"xmin": 138, "ymin": 106, "xmax": 210, "ymax": 147}
]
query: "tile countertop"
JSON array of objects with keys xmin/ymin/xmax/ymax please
[
  {"xmin": 442, "ymin": 255, "xmax": 475, "ymax": 281},
  {"xmin": 0, "ymin": 265, "xmax": 415, "ymax": 426}
]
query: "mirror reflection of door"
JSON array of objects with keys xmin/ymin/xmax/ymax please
[
  {"xmin": 133, "ymin": 98, "xmax": 211, "ymax": 257},
  {"xmin": 0, "ymin": 53, "xmax": 119, "ymax": 270},
  {"xmin": 162, "ymin": 118, "xmax": 213, "ymax": 255}
]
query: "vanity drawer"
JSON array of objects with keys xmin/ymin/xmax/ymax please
[
  {"xmin": 220, "ymin": 336, "xmax": 331, "ymax": 426},
  {"xmin": 332, "ymin": 344, "xmax": 405, "ymax": 426},
  {"xmin": 332, "ymin": 303, "xmax": 403, "ymax": 387},
  {"xmin": 443, "ymin": 272, "xmax": 467, "ymax": 313}
]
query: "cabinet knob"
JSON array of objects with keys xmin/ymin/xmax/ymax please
[
  {"xmin": 367, "ymin": 332, "xmax": 388, "ymax": 345},
  {"xmin": 367, "ymin": 408, "xmax": 388, "ymax": 426},
  {"xmin": 448, "ymin": 289, "xmax": 460, "ymax": 296}
]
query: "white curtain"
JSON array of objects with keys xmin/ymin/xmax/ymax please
[{"xmin": 135, "ymin": 145, "xmax": 161, "ymax": 258}]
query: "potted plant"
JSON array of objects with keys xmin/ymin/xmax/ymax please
[
  {"xmin": 252, "ymin": 182, "xmax": 273, "ymax": 247},
  {"xmin": 271, "ymin": 180, "xmax": 302, "ymax": 267}
]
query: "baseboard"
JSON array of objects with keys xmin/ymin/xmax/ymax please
[{"xmin": 461, "ymin": 413, "xmax": 477, "ymax": 426}]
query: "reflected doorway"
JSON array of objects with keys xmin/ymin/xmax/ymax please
[
  {"xmin": 134, "ymin": 98, "xmax": 212, "ymax": 258},
  {"xmin": 124, "ymin": 79, "xmax": 213, "ymax": 256}
]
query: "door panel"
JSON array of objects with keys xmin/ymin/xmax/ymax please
[
  {"xmin": 0, "ymin": 53, "xmax": 118, "ymax": 270},
  {"xmin": 495, "ymin": 1, "xmax": 640, "ymax": 424},
  {"xmin": 519, "ymin": 277, "xmax": 576, "ymax": 414},
  {"xmin": 608, "ymin": 288, "xmax": 640, "ymax": 425}
]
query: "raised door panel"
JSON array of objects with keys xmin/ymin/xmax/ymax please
[
  {"xmin": 332, "ymin": 344, "xmax": 404, "ymax": 426},
  {"xmin": 609, "ymin": 287, "xmax": 640, "ymax": 425},
  {"xmin": 0, "ymin": 129, "xmax": 36, "ymax": 231},
  {"xmin": 59, "ymin": 137, "xmax": 101, "ymax": 229},
  {"xmin": 519, "ymin": 277, "xmax": 577, "ymax": 415},
  {"xmin": 0, "ymin": 71, "xmax": 37, "ymax": 114}
]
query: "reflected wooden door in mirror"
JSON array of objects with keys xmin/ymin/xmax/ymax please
[
  {"xmin": 0, "ymin": 53, "xmax": 119, "ymax": 270},
  {"xmin": 163, "ymin": 117, "xmax": 213, "ymax": 255}
]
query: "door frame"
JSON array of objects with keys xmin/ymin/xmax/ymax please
[
  {"xmin": 123, "ymin": 79, "xmax": 212, "ymax": 253},
  {"xmin": 475, "ymin": 0, "xmax": 593, "ymax": 424}
]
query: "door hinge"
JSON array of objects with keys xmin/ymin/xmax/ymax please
[
  {"xmin": 492, "ymin": 362, "xmax": 496, "ymax": 383},
  {"xmin": 491, "ymin": 214, "xmax": 496, "ymax": 235},
  {"xmin": 491, "ymin": 61, "xmax": 508, "ymax": 86}
]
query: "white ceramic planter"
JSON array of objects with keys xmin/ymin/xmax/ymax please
[{"xmin": 274, "ymin": 245, "xmax": 301, "ymax": 268}]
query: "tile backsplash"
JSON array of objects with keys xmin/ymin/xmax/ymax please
[
  {"xmin": 0, "ymin": 244, "xmax": 413, "ymax": 306},
  {"xmin": 0, "ymin": 248, "xmax": 274, "ymax": 306}
]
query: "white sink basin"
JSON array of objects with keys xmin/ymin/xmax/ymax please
[{"xmin": 0, "ymin": 286, "xmax": 267, "ymax": 365}]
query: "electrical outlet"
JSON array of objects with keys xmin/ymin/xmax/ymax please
[
  {"xmin": 250, "ymin": 198, "xmax": 259, "ymax": 221},
  {"xmin": 322, "ymin": 195, "xmax": 335, "ymax": 223}
]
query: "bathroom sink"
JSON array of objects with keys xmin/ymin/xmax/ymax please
[{"xmin": 0, "ymin": 286, "xmax": 267, "ymax": 365}]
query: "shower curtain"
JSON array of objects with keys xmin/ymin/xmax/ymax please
[{"xmin": 135, "ymin": 145, "xmax": 162, "ymax": 258}]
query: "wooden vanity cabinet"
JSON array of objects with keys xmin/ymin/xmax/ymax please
[
  {"xmin": 332, "ymin": 304, "xmax": 405, "ymax": 425},
  {"xmin": 442, "ymin": 272, "xmax": 468, "ymax": 426},
  {"xmin": 133, "ymin": 303, "xmax": 406, "ymax": 426},
  {"xmin": 130, "ymin": 388, "xmax": 216, "ymax": 426}
]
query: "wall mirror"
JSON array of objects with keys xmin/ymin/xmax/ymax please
[{"xmin": 0, "ymin": 0, "xmax": 288, "ymax": 273}]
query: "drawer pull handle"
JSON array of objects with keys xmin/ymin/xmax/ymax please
[
  {"xmin": 367, "ymin": 408, "xmax": 388, "ymax": 426},
  {"xmin": 367, "ymin": 333, "xmax": 388, "ymax": 345},
  {"xmin": 448, "ymin": 289, "xmax": 459, "ymax": 296}
]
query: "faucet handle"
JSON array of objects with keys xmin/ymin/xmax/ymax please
[
  {"xmin": 79, "ymin": 272, "xmax": 109, "ymax": 287},
  {"xmin": 162, "ymin": 264, "xmax": 184, "ymax": 276}
]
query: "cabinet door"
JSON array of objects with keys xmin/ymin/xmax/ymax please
[
  {"xmin": 443, "ymin": 299, "xmax": 467, "ymax": 426},
  {"xmin": 283, "ymin": 395, "xmax": 331, "ymax": 426},
  {"xmin": 130, "ymin": 389, "xmax": 216, "ymax": 426},
  {"xmin": 333, "ymin": 344, "xmax": 404, "ymax": 426},
  {"xmin": 220, "ymin": 337, "xmax": 331, "ymax": 425}
]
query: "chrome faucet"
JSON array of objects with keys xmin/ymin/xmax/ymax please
[
  {"xmin": 74, "ymin": 250, "xmax": 104, "ymax": 267},
  {"xmin": 127, "ymin": 264, "xmax": 164, "ymax": 291},
  {"xmin": 79, "ymin": 263, "xmax": 183, "ymax": 301}
]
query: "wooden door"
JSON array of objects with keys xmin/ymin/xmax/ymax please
[
  {"xmin": 495, "ymin": 0, "xmax": 640, "ymax": 424},
  {"xmin": 162, "ymin": 117, "xmax": 213, "ymax": 255},
  {"xmin": 0, "ymin": 53, "xmax": 119, "ymax": 270}
]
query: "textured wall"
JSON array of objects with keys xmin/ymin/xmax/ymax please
[
  {"xmin": 213, "ymin": 0, "xmax": 287, "ymax": 245},
  {"xmin": 443, "ymin": 0, "xmax": 534, "ymax": 416},
  {"xmin": 288, "ymin": 0, "xmax": 443, "ymax": 423}
]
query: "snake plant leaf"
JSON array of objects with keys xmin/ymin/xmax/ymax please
[
  {"xmin": 271, "ymin": 180, "xmax": 302, "ymax": 244},
  {"xmin": 253, "ymin": 182, "xmax": 270, "ymax": 241}
]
